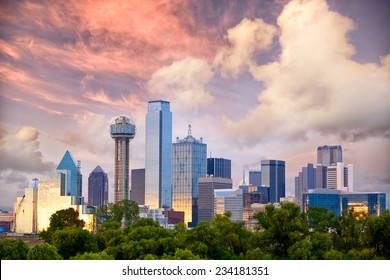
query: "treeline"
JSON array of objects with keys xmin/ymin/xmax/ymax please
[{"xmin": 0, "ymin": 202, "xmax": 389, "ymax": 260}]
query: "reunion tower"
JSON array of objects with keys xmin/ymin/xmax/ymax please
[{"xmin": 110, "ymin": 116, "xmax": 136, "ymax": 203}]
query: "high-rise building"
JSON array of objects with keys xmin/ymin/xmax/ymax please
[
  {"xmin": 145, "ymin": 100, "xmax": 172, "ymax": 209},
  {"xmin": 261, "ymin": 160, "xmax": 285, "ymax": 203},
  {"xmin": 302, "ymin": 189, "xmax": 386, "ymax": 216},
  {"xmin": 249, "ymin": 170, "xmax": 261, "ymax": 186},
  {"xmin": 172, "ymin": 125, "xmax": 206, "ymax": 227},
  {"xmin": 295, "ymin": 163, "xmax": 316, "ymax": 205},
  {"xmin": 214, "ymin": 189, "xmax": 243, "ymax": 221},
  {"xmin": 88, "ymin": 166, "xmax": 108, "ymax": 207},
  {"xmin": 207, "ymin": 158, "xmax": 231, "ymax": 179},
  {"xmin": 131, "ymin": 168, "xmax": 145, "ymax": 205},
  {"xmin": 198, "ymin": 177, "xmax": 233, "ymax": 223},
  {"xmin": 317, "ymin": 145, "xmax": 342, "ymax": 188},
  {"xmin": 344, "ymin": 164, "xmax": 354, "ymax": 192},
  {"xmin": 110, "ymin": 116, "xmax": 136, "ymax": 203},
  {"xmin": 56, "ymin": 150, "xmax": 83, "ymax": 205}
]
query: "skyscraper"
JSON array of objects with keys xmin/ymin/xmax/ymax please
[
  {"xmin": 207, "ymin": 158, "xmax": 231, "ymax": 179},
  {"xmin": 56, "ymin": 150, "xmax": 83, "ymax": 205},
  {"xmin": 214, "ymin": 189, "xmax": 243, "ymax": 221},
  {"xmin": 261, "ymin": 160, "xmax": 285, "ymax": 203},
  {"xmin": 172, "ymin": 125, "xmax": 206, "ymax": 227},
  {"xmin": 145, "ymin": 100, "xmax": 172, "ymax": 209},
  {"xmin": 294, "ymin": 163, "xmax": 316, "ymax": 205},
  {"xmin": 317, "ymin": 145, "xmax": 342, "ymax": 188},
  {"xmin": 198, "ymin": 177, "xmax": 233, "ymax": 223},
  {"xmin": 110, "ymin": 116, "xmax": 136, "ymax": 203},
  {"xmin": 249, "ymin": 170, "xmax": 261, "ymax": 186},
  {"xmin": 131, "ymin": 168, "xmax": 145, "ymax": 205},
  {"xmin": 88, "ymin": 166, "xmax": 108, "ymax": 207}
]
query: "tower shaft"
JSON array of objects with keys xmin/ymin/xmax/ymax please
[{"xmin": 114, "ymin": 138, "xmax": 130, "ymax": 203}]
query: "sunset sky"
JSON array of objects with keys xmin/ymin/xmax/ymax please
[{"xmin": 1, "ymin": 0, "xmax": 389, "ymax": 211}]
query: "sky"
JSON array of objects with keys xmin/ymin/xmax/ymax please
[{"xmin": 0, "ymin": 0, "xmax": 389, "ymax": 212}]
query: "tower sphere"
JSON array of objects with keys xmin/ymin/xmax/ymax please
[{"xmin": 110, "ymin": 115, "xmax": 136, "ymax": 140}]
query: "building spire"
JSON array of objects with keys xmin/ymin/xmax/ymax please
[{"xmin": 188, "ymin": 124, "xmax": 192, "ymax": 136}]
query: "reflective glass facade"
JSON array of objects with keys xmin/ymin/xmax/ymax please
[
  {"xmin": 131, "ymin": 168, "xmax": 145, "ymax": 205},
  {"xmin": 172, "ymin": 129, "xmax": 206, "ymax": 227},
  {"xmin": 145, "ymin": 100, "xmax": 172, "ymax": 209},
  {"xmin": 261, "ymin": 160, "xmax": 285, "ymax": 203},
  {"xmin": 88, "ymin": 165, "xmax": 108, "ymax": 207},
  {"xmin": 207, "ymin": 158, "xmax": 231, "ymax": 179},
  {"xmin": 56, "ymin": 150, "xmax": 82, "ymax": 197},
  {"xmin": 302, "ymin": 189, "xmax": 386, "ymax": 216},
  {"xmin": 214, "ymin": 189, "xmax": 243, "ymax": 221},
  {"xmin": 249, "ymin": 170, "xmax": 261, "ymax": 186}
]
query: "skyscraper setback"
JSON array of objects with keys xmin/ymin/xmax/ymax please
[
  {"xmin": 110, "ymin": 116, "xmax": 136, "ymax": 203},
  {"xmin": 145, "ymin": 100, "xmax": 172, "ymax": 209}
]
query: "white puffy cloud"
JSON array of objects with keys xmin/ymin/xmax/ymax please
[
  {"xmin": 213, "ymin": 18, "xmax": 277, "ymax": 78},
  {"xmin": 0, "ymin": 126, "xmax": 55, "ymax": 173},
  {"xmin": 147, "ymin": 56, "xmax": 214, "ymax": 112},
  {"xmin": 222, "ymin": 0, "xmax": 390, "ymax": 145}
]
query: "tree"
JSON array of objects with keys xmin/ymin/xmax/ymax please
[
  {"xmin": 51, "ymin": 227, "xmax": 98, "ymax": 259},
  {"xmin": 364, "ymin": 210, "xmax": 390, "ymax": 259},
  {"xmin": 40, "ymin": 208, "xmax": 85, "ymax": 243},
  {"xmin": 70, "ymin": 251, "xmax": 114, "ymax": 260},
  {"xmin": 27, "ymin": 243, "xmax": 62, "ymax": 260},
  {"xmin": 94, "ymin": 200, "xmax": 139, "ymax": 230},
  {"xmin": 307, "ymin": 206, "xmax": 336, "ymax": 233},
  {"xmin": 0, "ymin": 239, "xmax": 29, "ymax": 260},
  {"xmin": 253, "ymin": 202, "xmax": 309, "ymax": 258}
]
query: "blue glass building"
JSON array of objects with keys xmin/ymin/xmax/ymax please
[
  {"xmin": 261, "ymin": 160, "xmax": 285, "ymax": 203},
  {"xmin": 88, "ymin": 165, "xmax": 108, "ymax": 207},
  {"xmin": 249, "ymin": 170, "xmax": 261, "ymax": 186},
  {"xmin": 56, "ymin": 150, "xmax": 83, "ymax": 204},
  {"xmin": 172, "ymin": 125, "xmax": 207, "ymax": 227},
  {"xmin": 145, "ymin": 100, "xmax": 172, "ymax": 209},
  {"xmin": 302, "ymin": 189, "xmax": 386, "ymax": 216},
  {"xmin": 207, "ymin": 158, "xmax": 231, "ymax": 179}
]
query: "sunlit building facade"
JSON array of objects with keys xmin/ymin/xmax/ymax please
[
  {"xmin": 214, "ymin": 189, "xmax": 243, "ymax": 221},
  {"xmin": 261, "ymin": 160, "xmax": 285, "ymax": 203},
  {"xmin": 302, "ymin": 188, "xmax": 386, "ymax": 216},
  {"xmin": 172, "ymin": 125, "xmax": 206, "ymax": 227},
  {"xmin": 13, "ymin": 173, "xmax": 93, "ymax": 233},
  {"xmin": 145, "ymin": 100, "xmax": 172, "ymax": 209}
]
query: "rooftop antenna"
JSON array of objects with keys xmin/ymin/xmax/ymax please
[
  {"xmin": 242, "ymin": 169, "xmax": 246, "ymax": 185},
  {"xmin": 188, "ymin": 124, "xmax": 192, "ymax": 136}
]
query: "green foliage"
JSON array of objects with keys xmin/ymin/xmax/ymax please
[
  {"xmin": 51, "ymin": 227, "xmax": 99, "ymax": 259},
  {"xmin": 364, "ymin": 210, "xmax": 390, "ymax": 258},
  {"xmin": 27, "ymin": 243, "xmax": 62, "ymax": 260},
  {"xmin": 0, "ymin": 239, "xmax": 29, "ymax": 260},
  {"xmin": 253, "ymin": 203, "xmax": 309, "ymax": 258},
  {"xmin": 94, "ymin": 200, "xmax": 139, "ymax": 230},
  {"xmin": 6, "ymin": 203, "xmax": 390, "ymax": 260},
  {"xmin": 70, "ymin": 251, "xmax": 114, "ymax": 260},
  {"xmin": 40, "ymin": 207, "xmax": 85, "ymax": 243}
]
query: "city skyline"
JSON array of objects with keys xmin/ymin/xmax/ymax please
[{"xmin": 0, "ymin": 0, "xmax": 389, "ymax": 211}]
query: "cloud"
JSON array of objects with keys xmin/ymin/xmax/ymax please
[
  {"xmin": 221, "ymin": 0, "xmax": 390, "ymax": 145},
  {"xmin": 147, "ymin": 56, "xmax": 214, "ymax": 111},
  {"xmin": 0, "ymin": 126, "xmax": 55, "ymax": 173},
  {"xmin": 213, "ymin": 18, "xmax": 277, "ymax": 77}
]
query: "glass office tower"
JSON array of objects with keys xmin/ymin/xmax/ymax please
[
  {"xmin": 88, "ymin": 165, "xmax": 108, "ymax": 207},
  {"xmin": 172, "ymin": 125, "xmax": 207, "ymax": 227},
  {"xmin": 261, "ymin": 160, "xmax": 285, "ymax": 203},
  {"xmin": 56, "ymin": 150, "xmax": 83, "ymax": 205},
  {"xmin": 145, "ymin": 100, "xmax": 172, "ymax": 209},
  {"xmin": 207, "ymin": 158, "xmax": 231, "ymax": 179}
]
